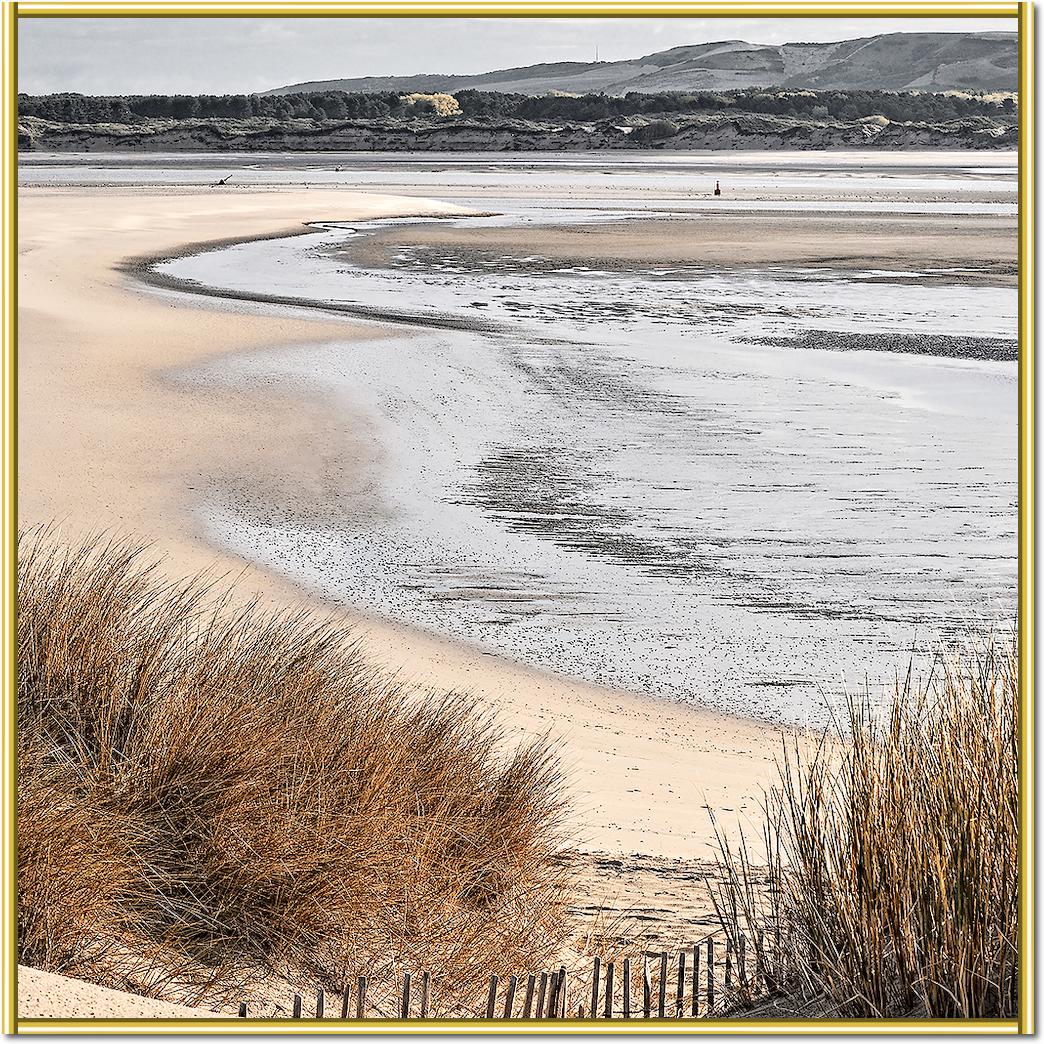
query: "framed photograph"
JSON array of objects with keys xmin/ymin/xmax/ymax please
[{"xmin": 1, "ymin": 0, "xmax": 1033, "ymax": 1033}]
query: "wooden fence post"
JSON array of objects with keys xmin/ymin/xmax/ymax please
[
  {"xmin": 420, "ymin": 971, "xmax": 431, "ymax": 1019},
  {"xmin": 503, "ymin": 975, "xmax": 518, "ymax": 1019},
  {"xmin": 558, "ymin": 968, "xmax": 568, "ymax": 1018},
  {"xmin": 292, "ymin": 994, "xmax": 302, "ymax": 1019},
  {"xmin": 676, "ymin": 951, "xmax": 686, "ymax": 1018},
  {"xmin": 486, "ymin": 975, "xmax": 499, "ymax": 1019},
  {"xmin": 522, "ymin": 974, "xmax": 536, "ymax": 1018},
  {"xmin": 622, "ymin": 958, "xmax": 631, "ymax": 1019},
  {"xmin": 238, "ymin": 1002, "xmax": 247, "ymax": 1018},
  {"xmin": 604, "ymin": 961, "xmax": 614, "ymax": 1019},
  {"xmin": 739, "ymin": 935, "xmax": 748, "ymax": 988},
  {"xmin": 542, "ymin": 968, "xmax": 559, "ymax": 1018},
  {"xmin": 590, "ymin": 956, "xmax": 600, "ymax": 1019},
  {"xmin": 691, "ymin": 944, "xmax": 701, "ymax": 1018},
  {"xmin": 725, "ymin": 939, "xmax": 733, "ymax": 991},
  {"xmin": 316, "ymin": 989, "xmax": 325, "ymax": 1019},
  {"xmin": 642, "ymin": 956, "xmax": 652, "ymax": 1018},
  {"xmin": 401, "ymin": 974, "xmax": 411, "ymax": 1019},
  {"xmin": 341, "ymin": 984, "xmax": 351, "ymax": 1019},
  {"xmin": 356, "ymin": 976, "xmax": 367, "ymax": 1019},
  {"xmin": 535, "ymin": 971, "xmax": 548, "ymax": 1018},
  {"xmin": 658, "ymin": 952, "xmax": 668, "ymax": 1018},
  {"xmin": 707, "ymin": 939, "xmax": 715, "ymax": 1012}
]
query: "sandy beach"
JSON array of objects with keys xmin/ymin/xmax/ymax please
[{"xmin": 18, "ymin": 184, "xmax": 780, "ymax": 875}]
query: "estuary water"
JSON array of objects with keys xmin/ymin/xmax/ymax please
[{"xmin": 117, "ymin": 152, "xmax": 1017, "ymax": 725}]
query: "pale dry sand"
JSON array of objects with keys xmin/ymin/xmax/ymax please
[{"xmin": 17, "ymin": 965, "xmax": 219, "ymax": 1020}]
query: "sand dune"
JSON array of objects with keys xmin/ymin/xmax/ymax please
[{"xmin": 17, "ymin": 966, "xmax": 218, "ymax": 1020}]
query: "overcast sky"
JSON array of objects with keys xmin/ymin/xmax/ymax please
[{"xmin": 19, "ymin": 16, "xmax": 1015, "ymax": 95}]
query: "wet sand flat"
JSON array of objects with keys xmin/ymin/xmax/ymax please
[{"xmin": 352, "ymin": 211, "xmax": 1017, "ymax": 285}]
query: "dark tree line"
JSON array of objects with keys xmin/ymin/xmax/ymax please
[{"xmin": 19, "ymin": 87, "xmax": 1015, "ymax": 125}]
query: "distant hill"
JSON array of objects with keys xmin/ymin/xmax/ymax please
[{"xmin": 266, "ymin": 31, "xmax": 1017, "ymax": 97}]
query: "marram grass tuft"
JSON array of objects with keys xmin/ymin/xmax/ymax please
[{"xmin": 17, "ymin": 533, "xmax": 572, "ymax": 1013}]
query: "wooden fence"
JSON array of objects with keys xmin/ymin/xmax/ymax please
[{"xmin": 238, "ymin": 932, "xmax": 772, "ymax": 1020}]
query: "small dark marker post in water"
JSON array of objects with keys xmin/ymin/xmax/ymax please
[
  {"xmin": 658, "ymin": 952, "xmax": 668, "ymax": 1018},
  {"xmin": 707, "ymin": 940, "xmax": 716, "ymax": 1012},
  {"xmin": 341, "ymin": 984, "xmax": 351, "ymax": 1019},
  {"xmin": 401, "ymin": 973, "xmax": 411, "ymax": 1018},
  {"xmin": 622, "ymin": 958, "xmax": 631, "ymax": 1019},
  {"xmin": 590, "ymin": 956, "xmax": 601, "ymax": 1019},
  {"xmin": 535, "ymin": 971, "xmax": 548, "ymax": 1018},
  {"xmin": 316, "ymin": 989, "xmax": 325, "ymax": 1019},
  {"xmin": 643, "ymin": 956, "xmax": 652, "ymax": 1018},
  {"xmin": 292, "ymin": 995, "xmax": 302, "ymax": 1019},
  {"xmin": 356, "ymin": 976, "xmax": 367, "ymax": 1019},
  {"xmin": 691, "ymin": 945, "xmax": 701, "ymax": 1017},
  {"xmin": 420, "ymin": 971, "xmax": 431, "ymax": 1019},
  {"xmin": 238, "ymin": 1003, "xmax": 247, "ymax": 1018},
  {"xmin": 486, "ymin": 976, "xmax": 499, "ymax": 1019},
  {"xmin": 503, "ymin": 975, "xmax": 518, "ymax": 1019},
  {"xmin": 676, "ymin": 950, "xmax": 686, "ymax": 1017},
  {"xmin": 522, "ymin": 974, "xmax": 536, "ymax": 1018},
  {"xmin": 604, "ymin": 961, "xmax": 615, "ymax": 1019}
]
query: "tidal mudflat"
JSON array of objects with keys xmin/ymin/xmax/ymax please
[{"xmin": 127, "ymin": 152, "xmax": 1019, "ymax": 725}]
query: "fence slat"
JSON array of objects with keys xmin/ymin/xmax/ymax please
[
  {"xmin": 341, "ymin": 984, "xmax": 351, "ymax": 1019},
  {"xmin": 604, "ymin": 962, "xmax": 614, "ymax": 1019},
  {"xmin": 316, "ymin": 989, "xmax": 325, "ymax": 1019},
  {"xmin": 622, "ymin": 958, "xmax": 631, "ymax": 1019},
  {"xmin": 657, "ymin": 952, "xmax": 668, "ymax": 1018},
  {"xmin": 739, "ymin": 934, "xmax": 748, "ymax": 988},
  {"xmin": 707, "ymin": 940, "xmax": 715, "ymax": 1012},
  {"xmin": 545, "ymin": 969, "xmax": 559, "ymax": 1020},
  {"xmin": 535, "ymin": 971, "xmax": 548, "ymax": 1018},
  {"xmin": 420, "ymin": 971, "xmax": 431, "ymax": 1019},
  {"xmin": 590, "ymin": 956, "xmax": 600, "ymax": 1020},
  {"xmin": 238, "ymin": 1002, "xmax": 247, "ymax": 1018},
  {"xmin": 356, "ymin": 976, "xmax": 367, "ymax": 1019},
  {"xmin": 558, "ymin": 968, "xmax": 568, "ymax": 1018},
  {"xmin": 676, "ymin": 951, "xmax": 686, "ymax": 1018},
  {"xmin": 522, "ymin": 973, "xmax": 536, "ymax": 1018},
  {"xmin": 503, "ymin": 975, "xmax": 518, "ymax": 1019},
  {"xmin": 401, "ymin": 973, "xmax": 411, "ymax": 1019},
  {"xmin": 642, "ymin": 956, "xmax": 652, "ymax": 1018},
  {"xmin": 485, "ymin": 975, "xmax": 499, "ymax": 1019},
  {"xmin": 691, "ymin": 945, "xmax": 701, "ymax": 1018},
  {"xmin": 292, "ymin": 994, "xmax": 302, "ymax": 1019},
  {"xmin": 725, "ymin": 939, "xmax": 733, "ymax": 991}
]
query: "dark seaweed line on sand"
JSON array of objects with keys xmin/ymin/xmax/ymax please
[
  {"xmin": 742, "ymin": 330, "xmax": 1017, "ymax": 362},
  {"xmin": 120, "ymin": 249, "xmax": 511, "ymax": 338},
  {"xmin": 118, "ymin": 214, "xmax": 511, "ymax": 336}
]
